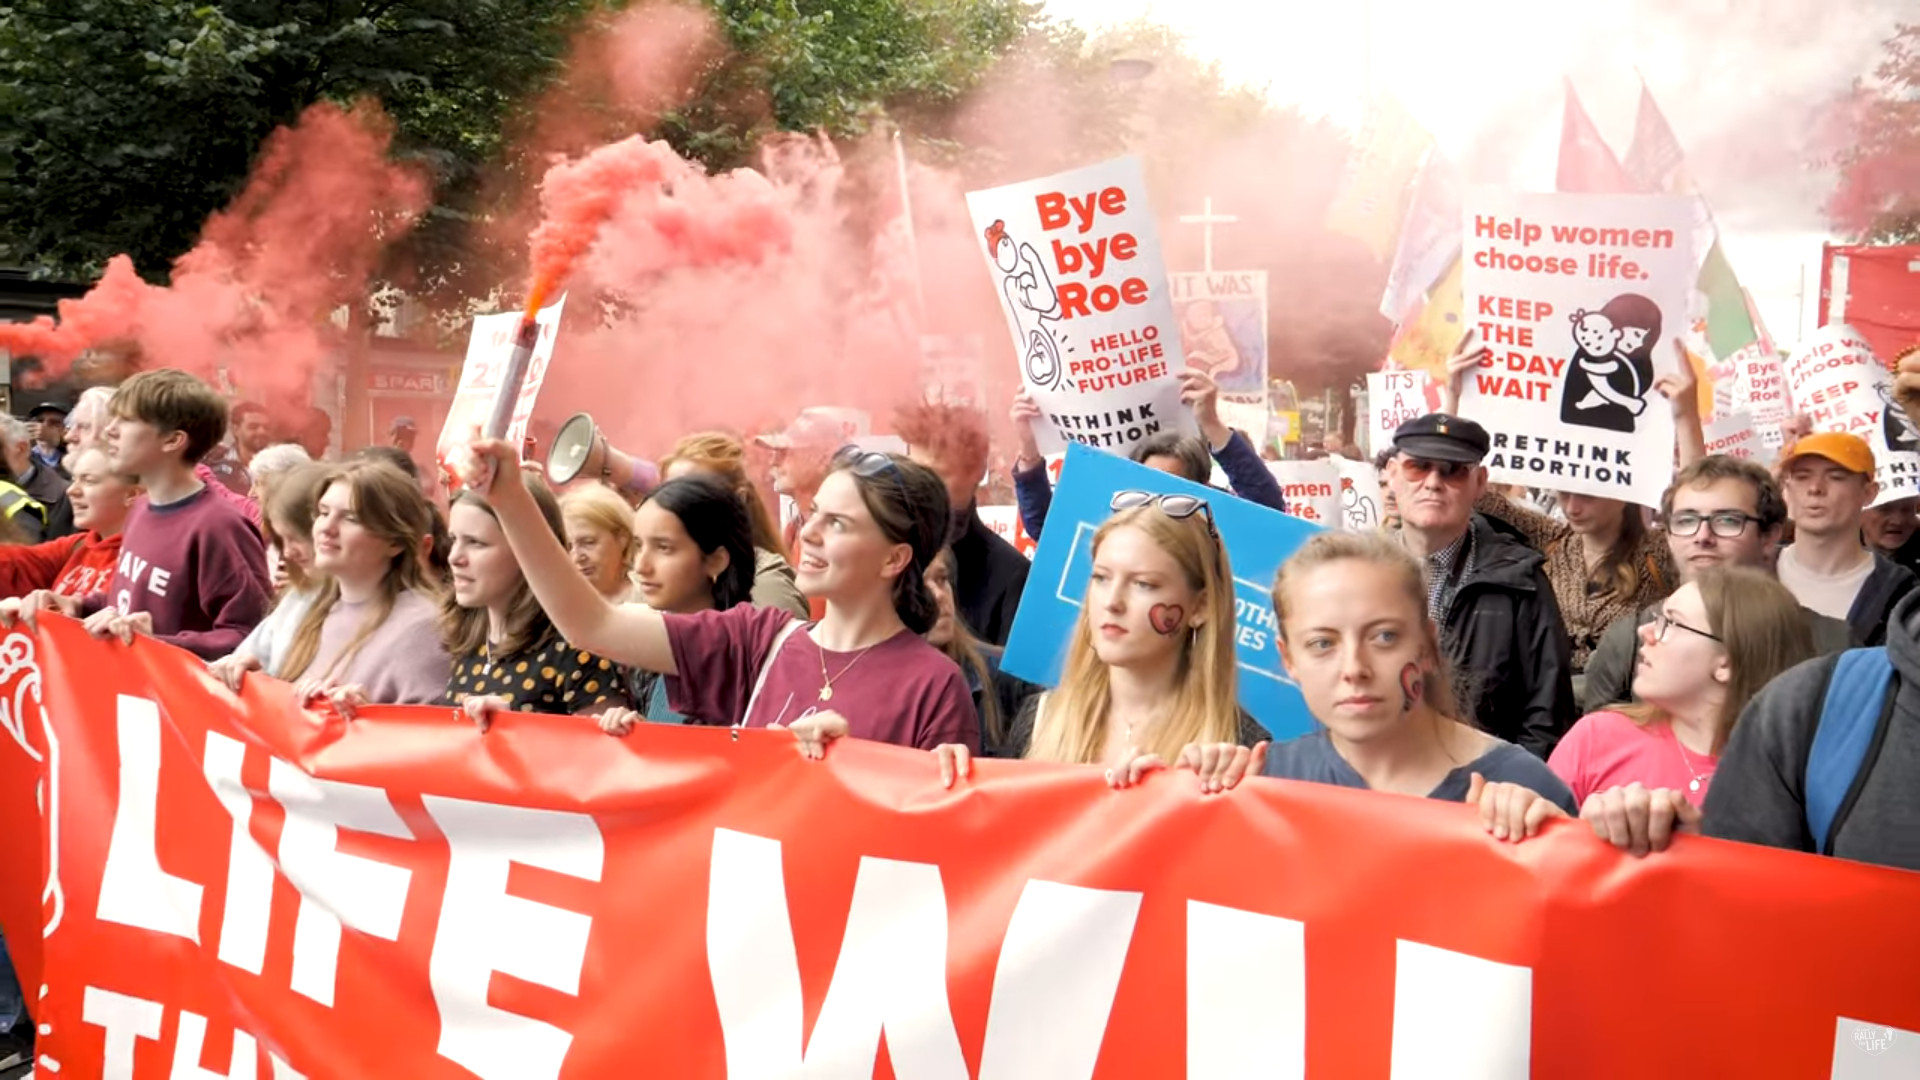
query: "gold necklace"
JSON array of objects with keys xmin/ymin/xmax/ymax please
[{"xmin": 816, "ymin": 635, "xmax": 880, "ymax": 702}]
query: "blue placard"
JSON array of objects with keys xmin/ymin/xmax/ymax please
[{"xmin": 1001, "ymin": 442, "xmax": 1322, "ymax": 739}]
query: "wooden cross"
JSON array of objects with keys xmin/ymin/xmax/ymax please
[{"xmin": 1178, "ymin": 197, "xmax": 1238, "ymax": 273}]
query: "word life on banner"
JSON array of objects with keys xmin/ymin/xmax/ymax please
[
  {"xmin": 1458, "ymin": 191, "xmax": 1695, "ymax": 508},
  {"xmin": 1170, "ymin": 270, "xmax": 1268, "ymax": 401},
  {"xmin": 436, "ymin": 295, "xmax": 568, "ymax": 460},
  {"xmin": 1001, "ymin": 443, "xmax": 1319, "ymax": 740},
  {"xmin": 1703, "ymin": 412, "xmax": 1761, "ymax": 462},
  {"xmin": 1785, "ymin": 323, "xmax": 1920, "ymax": 506},
  {"xmin": 967, "ymin": 156, "xmax": 1194, "ymax": 457}
]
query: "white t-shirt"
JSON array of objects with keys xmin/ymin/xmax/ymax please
[{"xmin": 1776, "ymin": 544, "xmax": 1874, "ymax": 622}]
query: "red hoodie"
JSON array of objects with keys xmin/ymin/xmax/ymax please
[{"xmin": 0, "ymin": 532, "xmax": 124, "ymax": 599}]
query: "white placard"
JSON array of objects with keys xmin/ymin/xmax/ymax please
[
  {"xmin": 1784, "ymin": 324, "xmax": 1920, "ymax": 506},
  {"xmin": 1366, "ymin": 370, "xmax": 1436, "ymax": 456},
  {"xmin": 1170, "ymin": 270, "xmax": 1268, "ymax": 401},
  {"xmin": 1333, "ymin": 456, "xmax": 1385, "ymax": 532},
  {"xmin": 1459, "ymin": 191, "xmax": 1695, "ymax": 507},
  {"xmin": 1267, "ymin": 460, "xmax": 1340, "ymax": 528},
  {"xmin": 967, "ymin": 156, "xmax": 1194, "ymax": 457},
  {"xmin": 1702, "ymin": 412, "xmax": 1761, "ymax": 461},
  {"xmin": 438, "ymin": 296, "xmax": 568, "ymax": 458}
]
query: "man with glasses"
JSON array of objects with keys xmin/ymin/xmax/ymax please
[
  {"xmin": 1581, "ymin": 455, "xmax": 1854, "ymax": 712},
  {"xmin": 1384, "ymin": 413, "xmax": 1576, "ymax": 757},
  {"xmin": 1775, "ymin": 432, "xmax": 1915, "ymax": 647}
]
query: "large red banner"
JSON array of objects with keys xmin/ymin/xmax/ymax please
[
  {"xmin": 3, "ymin": 619, "xmax": 1920, "ymax": 1078},
  {"xmin": 1821, "ymin": 243, "xmax": 1920, "ymax": 365}
]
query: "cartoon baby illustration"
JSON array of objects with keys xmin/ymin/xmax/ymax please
[
  {"xmin": 1180, "ymin": 298, "xmax": 1243, "ymax": 381},
  {"xmin": 1560, "ymin": 294, "xmax": 1661, "ymax": 435},
  {"xmin": 984, "ymin": 220, "xmax": 1065, "ymax": 391}
]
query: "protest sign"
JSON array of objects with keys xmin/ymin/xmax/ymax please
[
  {"xmin": 967, "ymin": 156, "xmax": 1193, "ymax": 457},
  {"xmin": 5, "ymin": 623, "xmax": 1920, "ymax": 1080},
  {"xmin": 1734, "ymin": 340, "xmax": 1792, "ymax": 446},
  {"xmin": 1703, "ymin": 411, "xmax": 1762, "ymax": 461},
  {"xmin": 976, "ymin": 503, "xmax": 1036, "ymax": 559},
  {"xmin": 1267, "ymin": 459, "xmax": 1340, "ymax": 527},
  {"xmin": 1458, "ymin": 191, "xmax": 1694, "ymax": 507},
  {"xmin": 1170, "ymin": 270, "xmax": 1268, "ymax": 400},
  {"xmin": 1334, "ymin": 455, "xmax": 1385, "ymax": 531},
  {"xmin": 918, "ymin": 333, "xmax": 985, "ymax": 407},
  {"xmin": 1784, "ymin": 323, "xmax": 1920, "ymax": 506},
  {"xmin": 436, "ymin": 296, "xmax": 567, "ymax": 460},
  {"xmin": 1366, "ymin": 369, "xmax": 1438, "ymax": 455},
  {"xmin": 1001, "ymin": 443, "xmax": 1319, "ymax": 739}
]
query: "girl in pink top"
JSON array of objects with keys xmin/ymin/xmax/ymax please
[{"xmin": 1550, "ymin": 566, "xmax": 1814, "ymax": 812}]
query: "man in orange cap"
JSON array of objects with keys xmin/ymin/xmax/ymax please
[{"xmin": 1776, "ymin": 431, "xmax": 1916, "ymax": 646}]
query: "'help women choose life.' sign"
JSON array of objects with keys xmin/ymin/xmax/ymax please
[
  {"xmin": 967, "ymin": 156, "xmax": 1195, "ymax": 457},
  {"xmin": 1458, "ymin": 191, "xmax": 1695, "ymax": 508},
  {"xmin": 1784, "ymin": 323, "xmax": 1920, "ymax": 506}
]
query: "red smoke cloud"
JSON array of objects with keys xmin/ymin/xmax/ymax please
[{"xmin": 0, "ymin": 102, "xmax": 428, "ymax": 410}]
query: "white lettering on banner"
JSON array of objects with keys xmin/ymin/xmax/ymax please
[
  {"xmin": 97, "ymin": 695, "xmax": 204, "ymax": 941},
  {"xmin": 173, "ymin": 1009, "xmax": 257, "ymax": 1079},
  {"xmin": 706, "ymin": 829, "xmax": 1145, "ymax": 1080},
  {"xmin": 1389, "ymin": 941, "xmax": 1531, "ymax": 1079},
  {"xmin": 1188, "ymin": 901, "xmax": 1306, "ymax": 1079},
  {"xmin": 206, "ymin": 731, "xmax": 275, "ymax": 976},
  {"xmin": 268, "ymin": 759, "xmax": 414, "ymax": 1008},
  {"xmin": 977, "ymin": 880, "xmax": 1142, "ymax": 1080},
  {"xmin": 422, "ymin": 795, "xmax": 602, "ymax": 1080},
  {"xmin": 83, "ymin": 984, "xmax": 165, "ymax": 1080}
]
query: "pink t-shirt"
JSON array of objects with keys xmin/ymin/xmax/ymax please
[
  {"xmin": 1548, "ymin": 710, "xmax": 1719, "ymax": 807},
  {"xmin": 663, "ymin": 604, "xmax": 979, "ymax": 752}
]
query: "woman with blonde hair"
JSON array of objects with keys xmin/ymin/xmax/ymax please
[
  {"xmin": 211, "ymin": 461, "xmax": 449, "ymax": 709},
  {"xmin": 660, "ymin": 430, "xmax": 808, "ymax": 618},
  {"xmin": 779, "ymin": 490, "xmax": 1265, "ymax": 779},
  {"xmin": 1131, "ymin": 531, "xmax": 1573, "ymax": 841},
  {"xmin": 560, "ymin": 483, "xmax": 639, "ymax": 604}
]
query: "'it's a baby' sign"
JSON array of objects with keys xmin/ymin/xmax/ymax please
[
  {"xmin": 966, "ymin": 156, "xmax": 1194, "ymax": 457},
  {"xmin": 1458, "ymin": 191, "xmax": 1695, "ymax": 508}
]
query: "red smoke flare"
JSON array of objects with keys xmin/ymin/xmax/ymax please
[{"xmin": 0, "ymin": 102, "xmax": 428, "ymax": 406}]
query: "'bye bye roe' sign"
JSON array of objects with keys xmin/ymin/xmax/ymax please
[{"xmin": 967, "ymin": 156, "xmax": 1193, "ymax": 457}]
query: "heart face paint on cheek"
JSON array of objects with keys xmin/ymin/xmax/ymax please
[
  {"xmin": 1149, "ymin": 603, "xmax": 1185, "ymax": 636},
  {"xmin": 1400, "ymin": 662, "xmax": 1423, "ymax": 713}
]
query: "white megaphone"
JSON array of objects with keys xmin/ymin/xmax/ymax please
[{"xmin": 545, "ymin": 413, "xmax": 656, "ymax": 494}]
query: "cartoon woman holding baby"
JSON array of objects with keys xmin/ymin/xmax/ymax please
[{"xmin": 1560, "ymin": 293, "xmax": 1661, "ymax": 434}]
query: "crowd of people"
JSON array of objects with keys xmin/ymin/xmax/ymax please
[{"xmin": 0, "ymin": 345, "xmax": 1918, "ymax": 1067}]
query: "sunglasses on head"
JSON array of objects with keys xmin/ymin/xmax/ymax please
[
  {"xmin": 1397, "ymin": 456, "xmax": 1477, "ymax": 483},
  {"xmin": 1110, "ymin": 489, "xmax": 1218, "ymax": 539},
  {"xmin": 832, "ymin": 444, "xmax": 908, "ymax": 499}
]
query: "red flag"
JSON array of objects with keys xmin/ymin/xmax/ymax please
[{"xmin": 1556, "ymin": 78, "xmax": 1635, "ymax": 194}]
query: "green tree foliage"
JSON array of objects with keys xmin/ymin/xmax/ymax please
[{"xmin": 1827, "ymin": 21, "xmax": 1920, "ymax": 244}]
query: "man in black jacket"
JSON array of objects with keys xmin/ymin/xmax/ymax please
[
  {"xmin": 1385, "ymin": 414, "xmax": 1577, "ymax": 757},
  {"xmin": 897, "ymin": 402, "xmax": 1029, "ymax": 646}
]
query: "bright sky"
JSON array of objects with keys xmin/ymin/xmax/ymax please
[{"xmin": 1041, "ymin": 0, "xmax": 1905, "ymax": 347}]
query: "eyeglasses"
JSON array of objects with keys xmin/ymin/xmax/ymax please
[
  {"xmin": 1650, "ymin": 609, "xmax": 1722, "ymax": 644},
  {"xmin": 1666, "ymin": 510, "xmax": 1762, "ymax": 539},
  {"xmin": 831, "ymin": 444, "xmax": 907, "ymax": 500},
  {"xmin": 1397, "ymin": 457, "xmax": 1477, "ymax": 483},
  {"xmin": 1110, "ymin": 489, "xmax": 1218, "ymax": 539}
]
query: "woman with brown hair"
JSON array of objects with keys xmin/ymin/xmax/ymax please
[
  {"xmin": 924, "ymin": 546, "xmax": 1037, "ymax": 758},
  {"xmin": 1549, "ymin": 565, "xmax": 1814, "ymax": 807},
  {"xmin": 209, "ymin": 463, "xmax": 331, "ymax": 682},
  {"xmin": 660, "ymin": 430, "xmax": 808, "ymax": 618},
  {"xmin": 443, "ymin": 471, "xmax": 632, "ymax": 717},
  {"xmin": 212, "ymin": 461, "xmax": 449, "ymax": 710}
]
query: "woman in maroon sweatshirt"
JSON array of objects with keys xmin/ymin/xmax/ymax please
[{"xmin": 0, "ymin": 447, "xmax": 138, "ymax": 599}]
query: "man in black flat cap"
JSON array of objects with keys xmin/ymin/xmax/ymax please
[{"xmin": 1385, "ymin": 413, "xmax": 1576, "ymax": 758}]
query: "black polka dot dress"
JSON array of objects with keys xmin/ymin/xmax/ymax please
[{"xmin": 446, "ymin": 634, "xmax": 632, "ymax": 714}]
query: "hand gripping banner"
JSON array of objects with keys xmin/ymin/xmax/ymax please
[{"xmin": 2, "ymin": 619, "xmax": 1919, "ymax": 1078}]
